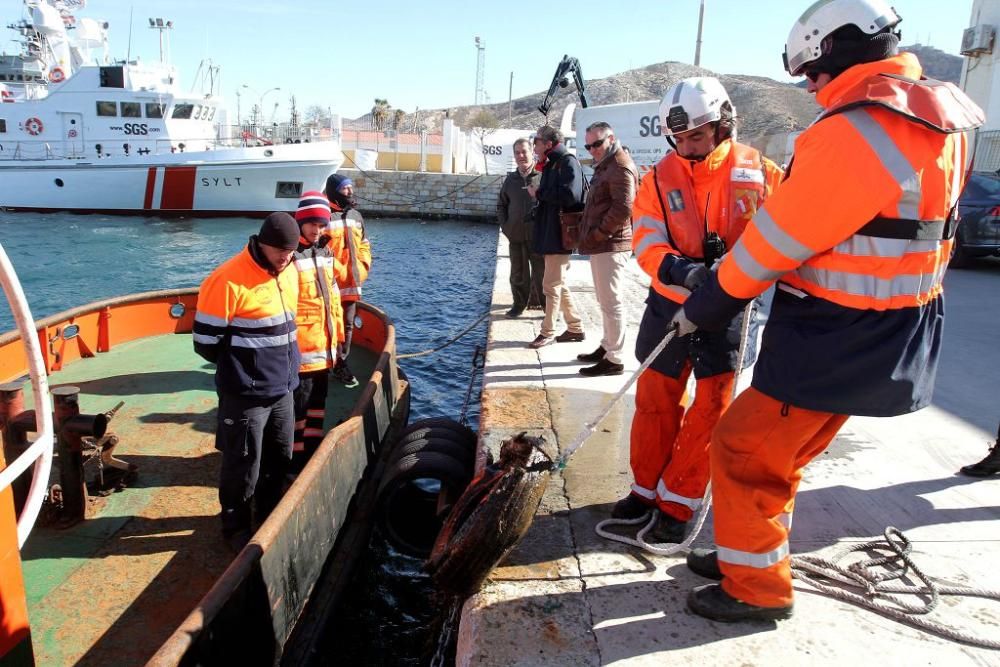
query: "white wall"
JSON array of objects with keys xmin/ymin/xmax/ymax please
[{"xmin": 962, "ymin": 0, "xmax": 1000, "ymax": 131}]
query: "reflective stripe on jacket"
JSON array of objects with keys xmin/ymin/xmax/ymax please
[
  {"xmin": 294, "ymin": 240, "xmax": 345, "ymax": 373},
  {"xmin": 685, "ymin": 53, "xmax": 984, "ymax": 416},
  {"xmin": 631, "ymin": 140, "xmax": 783, "ymax": 378},
  {"xmin": 193, "ymin": 242, "xmax": 300, "ymax": 397},
  {"xmin": 328, "ymin": 207, "xmax": 371, "ymax": 302}
]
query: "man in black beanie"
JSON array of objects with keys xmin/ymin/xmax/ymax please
[{"xmin": 193, "ymin": 212, "xmax": 301, "ymax": 552}]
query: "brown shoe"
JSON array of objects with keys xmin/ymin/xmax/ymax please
[
  {"xmin": 528, "ymin": 334, "xmax": 554, "ymax": 349},
  {"xmin": 555, "ymin": 330, "xmax": 585, "ymax": 343}
]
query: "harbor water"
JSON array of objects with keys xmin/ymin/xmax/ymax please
[{"xmin": 0, "ymin": 210, "xmax": 497, "ymax": 663}]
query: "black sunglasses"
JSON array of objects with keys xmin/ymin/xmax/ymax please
[
  {"xmin": 804, "ymin": 69, "xmax": 822, "ymax": 83},
  {"xmin": 584, "ymin": 137, "xmax": 606, "ymax": 151}
]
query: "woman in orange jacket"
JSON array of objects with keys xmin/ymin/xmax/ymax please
[
  {"xmin": 675, "ymin": 0, "xmax": 983, "ymax": 622},
  {"xmin": 324, "ymin": 174, "xmax": 372, "ymax": 388}
]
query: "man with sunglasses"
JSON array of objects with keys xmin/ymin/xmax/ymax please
[
  {"xmin": 673, "ymin": 0, "xmax": 983, "ymax": 622},
  {"xmin": 576, "ymin": 121, "xmax": 639, "ymax": 376},
  {"xmin": 622, "ymin": 76, "xmax": 783, "ymax": 544}
]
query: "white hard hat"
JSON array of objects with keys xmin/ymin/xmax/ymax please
[
  {"xmin": 658, "ymin": 77, "xmax": 733, "ymax": 137},
  {"xmin": 783, "ymin": 0, "xmax": 901, "ymax": 76}
]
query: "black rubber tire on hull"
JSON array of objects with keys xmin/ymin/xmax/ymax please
[
  {"xmin": 397, "ymin": 417, "xmax": 476, "ymax": 444},
  {"xmin": 388, "ymin": 436, "xmax": 476, "ymax": 469},
  {"xmin": 376, "ymin": 451, "xmax": 474, "ymax": 557}
]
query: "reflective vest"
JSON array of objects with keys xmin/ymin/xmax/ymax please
[
  {"xmin": 327, "ymin": 207, "xmax": 371, "ymax": 302},
  {"xmin": 294, "ymin": 240, "xmax": 345, "ymax": 373},
  {"xmin": 193, "ymin": 243, "xmax": 300, "ymax": 397},
  {"xmin": 632, "ymin": 140, "xmax": 782, "ymax": 305},
  {"xmin": 718, "ymin": 57, "xmax": 982, "ymax": 311},
  {"xmin": 685, "ymin": 53, "xmax": 985, "ymax": 416}
]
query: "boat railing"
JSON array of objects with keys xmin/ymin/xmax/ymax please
[
  {"xmin": 0, "ymin": 242, "xmax": 53, "ymax": 547},
  {"xmin": 0, "ymin": 134, "xmax": 337, "ymax": 161}
]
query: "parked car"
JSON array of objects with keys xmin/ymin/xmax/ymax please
[{"xmin": 953, "ymin": 171, "xmax": 1000, "ymax": 268}]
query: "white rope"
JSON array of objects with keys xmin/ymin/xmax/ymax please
[{"xmin": 594, "ymin": 300, "xmax": 755, "ymax": 555}]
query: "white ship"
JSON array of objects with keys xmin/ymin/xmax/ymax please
[{"xmin": 0, "ymin": 0, "xmax": 342, "ymax": 216}]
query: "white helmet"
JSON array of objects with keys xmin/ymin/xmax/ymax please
[
  {"xmin": 783, "ymin": 0, "xmax": 901, "ymax": 76},
  {"xmin": 658, "ymin": 77, "xmax": 733, "ymax": 138}
]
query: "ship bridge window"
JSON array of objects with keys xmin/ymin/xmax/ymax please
[
  {"xmin": 121, "ymin": 102, "xmax": 141, "ymax": 118},
  {"xmin": 145, "ymin": 103, "xmax": 164, "ymax": 119},
  {"xmin": 172, "ymin": 103, "xmax": 194, "ymax": 119},
  {"xmin": 96, "ymin": 101, "xmax": 117, "ymax": 117},
  {"xmin": 99, "ymin": 66, "xmax": 125, "ymax": 88},
  {"xmin": 0, "ymin": 120, "xmax": 6, "ymax": 133}
]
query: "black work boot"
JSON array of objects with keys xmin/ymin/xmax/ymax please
[
  {"xmin": 687, "ymin": 548, "xmax": 723, "ymax": 580},
  {"xmin": 959, "ymin": 440, "xmax": 1000, "ymax": 477},
  {"xmin": 647, "ymin": 511, "xmax": 687, "ymax": 544},
  {"xmin": 611, "ymin": 493, "xmax": 652, "ymax": 520},
  {"xmin": 577, "ymin": 346, "xmax": 606, "ymax": 363},
  {"xmin": 687, "ymin": 584, "xmax": 793, "ymax": 622}
]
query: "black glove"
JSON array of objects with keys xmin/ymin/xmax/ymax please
[{"xmin": 683, "ymin": 264, "xmax": 710, "ymax": 291}]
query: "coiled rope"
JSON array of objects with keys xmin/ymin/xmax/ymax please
[
  {"xmin": 790, "ymin": 527, "xmax": 1000, "ymax": 650},
  {"xmin": 397, "ymin": 310, "xmax": 491, "ymax": 359}
]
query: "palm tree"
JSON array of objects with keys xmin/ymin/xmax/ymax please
[
  {"xmin": 392, "ymin": 108, "xmax": 406, "ymax": 131},
  {"xmin": 371, "ymin": 98, "xmax": 390, "ymax": 131}
]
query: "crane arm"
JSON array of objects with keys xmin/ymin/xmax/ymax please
[{"xmin": 537, "ymin": 55, "xmax": 589, "ymax": 118}]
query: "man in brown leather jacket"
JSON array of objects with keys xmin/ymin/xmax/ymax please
[{"xmin": 577, "ymin": 121, "xmax": 639, "ymax": 376}]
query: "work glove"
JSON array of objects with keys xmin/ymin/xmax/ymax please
[
  {"xmin": 683, "ymin": 264, "xmax": 710, "ymax": 291},
  {"xmin": 670, "ymin": 306, "xmax": 697, "ymax": 337}
]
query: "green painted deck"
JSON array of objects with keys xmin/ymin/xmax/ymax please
[{"xmin": 17, "ymin": 333, "xmax": 374, "ymax": 666}]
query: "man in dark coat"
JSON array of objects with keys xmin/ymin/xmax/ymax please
[
  {"xmin": 527, "ymin": 125, "xmax": 587, "ymax": 349},
  {"xmin": 497, "ymin": 137, "xmax": 543, "ymax": 317}
]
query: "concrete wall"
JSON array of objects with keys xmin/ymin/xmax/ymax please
[{"xmin": 342, "ymin": 168, "xmax": 505, "ymax": 221}]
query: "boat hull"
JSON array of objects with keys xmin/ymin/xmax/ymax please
[{"xmin": 0, "ymin": 144, "xmax": 343, "ymax": 217}]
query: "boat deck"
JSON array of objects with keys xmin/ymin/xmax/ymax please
[{"xmin": 18, "ymin": 333, "xmax": 373, "ymax": 666}]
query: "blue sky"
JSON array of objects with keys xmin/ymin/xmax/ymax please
[{"xmin": 2, "ymin": 0, "xmax": 974, "ymax": 120}]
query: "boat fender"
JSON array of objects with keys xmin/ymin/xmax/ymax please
[
  {"xmin": 389, "ymin": 437, "xmax": 476, "ymax": 469},
  {"xmin": 397, "ymin": 425, "xmax": 476, "ymax": 450},
  {"xmin": 22, "ymin": 118, "xmax": 43, "ymax": 136},
  {"xmin": 396, "ymin": 417, "xmax": 475, "ymax": 443},
  {"xmin": 49, "ymin": 67, "xmax": 65, "ymax": 83},
  {"xmin": 376, "ymin": 451, "xmax": 474, "ymax": 557}
]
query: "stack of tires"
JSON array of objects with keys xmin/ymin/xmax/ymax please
[{"xmin": 376, "ymin": 417, "xmax": 478, "ymax": 557}]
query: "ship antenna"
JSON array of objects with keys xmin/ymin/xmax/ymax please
[{"xmin": 126, "ymin": 5, "xmax": 133, "ymax": 63}]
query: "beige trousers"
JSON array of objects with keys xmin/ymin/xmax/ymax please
[
  {"xmin": 589, "ymin": 250, "xmax": 630, "ymax": 364},
  {"xmin": 541, "ymin": 254, "xmax": 583, "ymax": 337}
]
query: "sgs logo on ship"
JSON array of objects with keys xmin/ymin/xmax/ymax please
[
  {"xmin": 638, "ymin": 116, "xmax": 662, "ymax": 138},
  {"xmin": 123, "ymin": 123, "xmax": 150, "ymax": 135},
  {"xmin": 482, "ymin": 145, "xmax": 503, "ymax": 156}
]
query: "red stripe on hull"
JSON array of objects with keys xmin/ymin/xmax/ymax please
[
  {"xmin": 159, "ymin": 166, "xmax": 198, "ymax": 211},
  {"xmin": 143, "ymin": 167, "xmax": 157, "ymax": 210},
  {"xmin": 0, "ymin": 207, "xmax": 274, "ymax": 218}
]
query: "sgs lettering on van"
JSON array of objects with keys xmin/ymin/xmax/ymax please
[
  {"xmin": 123, "ymin": 123, "xmax": 149, "ymax": 135},
  {"xmin": 638, "ymin": 115, "xmax": 662, "ymax": 138},
  {"xmin": 482, "ymin": 145, "xmax": 503, "ymax": 156}
]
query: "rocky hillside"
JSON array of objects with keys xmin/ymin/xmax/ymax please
[
  {"xmin": 355, "ymin": 61, "xmax": 820, "ymax": 141},
  {"xmin": 356, "ymin": 45, "xmax": 964, "ymax": 140}
]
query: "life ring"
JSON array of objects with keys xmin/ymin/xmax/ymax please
[
  {"xmin": 48, "ymin": 68, "xmax": 65, "ymax": 83},
  {"xmin": 23, "ymin": 117, "xmax": 43, "ymax": 136}
]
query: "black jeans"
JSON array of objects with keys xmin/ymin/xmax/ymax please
[
  {"xmin": 216, "ymin": 391, "xmax": 294, "ymax": 536},
  {"xmin": 509, "ymin": 240, "xmax": 545, "ymax": 310}
]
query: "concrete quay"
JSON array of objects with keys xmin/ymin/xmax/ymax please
[{"xmin": 457, "ymin": 233, "xmax": 1000, "ymax": 666}]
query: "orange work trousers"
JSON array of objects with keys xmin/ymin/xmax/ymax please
[
  {"xmin": 712, "ymin": 387, "xmax": 848, "ymax": 608},
  {"xmin": 629, "ymin": 365, "xmax": 734, "ymax": 521}
]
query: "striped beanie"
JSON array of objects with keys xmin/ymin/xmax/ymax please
[{"xmin": 295, "ymin": 191, "xmax": 331, "ymax": 226}]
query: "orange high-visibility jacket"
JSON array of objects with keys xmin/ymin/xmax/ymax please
[
  {"xmin": 684, "ymin": 53, "xmax": 984, "ymax": 416},
  {"xmin": 294, "ymin": 239, "xmax": 345, "ymax": 373},
  {"xmin": 328, "ymin": 206, "xmax": 371, "ymax": 303},
  {"xmin": 633, "ymin": 140, "xmax": 783, "ymax": 305},
  {"xmin": 631, "ymin": 141, "xmax": 782, "ymax": 379},
  {"xmin": 193, "ymin": 243, "xmax": 300, "ymax": 397}
]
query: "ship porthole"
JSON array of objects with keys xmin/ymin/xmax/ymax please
[
  {"xmin": 264, "ymin": 149, "xmax": 273, "ymax": 157},
  {"xmin": 54, "ymin": 178, "xmax": 64, "ymax": 187}
]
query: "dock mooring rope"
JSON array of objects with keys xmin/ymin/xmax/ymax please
[
  {"xmin": 790, "ymin": 527, "xmax": 1000, "ymax": 650},
  {"xmin": 397, "ymin": 310, "xmax": 491, "ymax": 359}
]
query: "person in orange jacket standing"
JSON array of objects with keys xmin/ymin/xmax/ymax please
[
  {"xmin": 620, "ymin": 77, "xmax": 782, "ymax": 543},
  {"xmin": 324, "ymin": 174, "xmax": 372, "ymax": 388},
  {"xmin": 291, "ymin": 191, "xmax": 345, "ymax": 472},
  {"xmin": 675, "ymin": 0, "xmax": 983, "ymax": 621}
]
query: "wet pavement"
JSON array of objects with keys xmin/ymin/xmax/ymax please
[{"xmin": 458, "ymin": 235, "xmax": 1000, "ymax": 665}]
